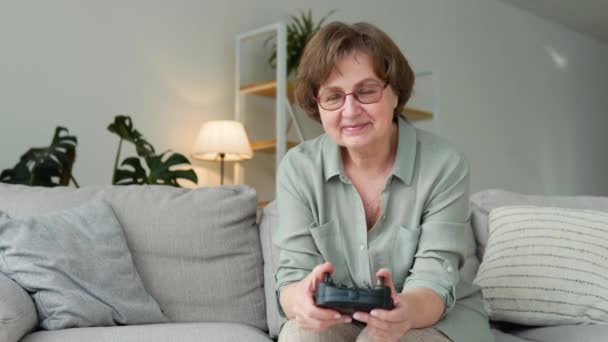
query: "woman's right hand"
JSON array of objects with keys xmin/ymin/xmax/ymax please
[{"xmin": 281, "ymin": 261, "xmax": 352, "ymax": 332}]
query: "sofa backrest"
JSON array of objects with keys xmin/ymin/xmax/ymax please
[
  {"xmin": 470, "ymin": 188, "xmax": 608, "ymax": 262},
  {"xmin": 0, "ymin": 184, "xmax": 267, "ymax": 332}
]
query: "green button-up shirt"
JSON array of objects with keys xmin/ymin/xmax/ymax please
[{"xmin": 273, "ymin": 117, "xmax": 493, "ymax": 342}]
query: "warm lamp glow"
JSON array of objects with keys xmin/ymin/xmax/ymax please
[
  {"xmin": 192, "ymin": 120, "xmax": 253, "ymax": 161},
  {"xmin": 192, "ymin": 120, "xmax": 253, "ymax": 185}
]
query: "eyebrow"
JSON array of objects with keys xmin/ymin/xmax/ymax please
[{"xmin": 320, "ymin": 78, "xmax": 383, "ymax": 92}]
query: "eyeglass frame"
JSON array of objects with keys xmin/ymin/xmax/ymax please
[{"xmin": 314, "ymin": 81, "xmax": 390, "ymax": 111}]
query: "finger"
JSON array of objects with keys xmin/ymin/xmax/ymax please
[
  {"xmin": 369, "ymin": 304, "xmax": 408, "ymax": 323},
  {"xmin": 376, "ymin": 268, "xmax": 402, "ymax": 305},
  {"xmin": 307, "ymin": 305, "xmax": 345, "ymax": 320},
  {"xmin": 298, "ymin": 284, "xmax": 344, "ymax": 321},
  {"xmin": 309, "ymin": 262, "xmax": 334, "ymax": 292},
  {"xmin": 376, "ymin": 268, "xmax": 397, "ymax": 297},
  {"xmin": 354, "ymin": 312, "xmax": 391, "ymax": 331}
]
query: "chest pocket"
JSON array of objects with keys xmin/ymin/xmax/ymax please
[
  {"xmin": 309, "ymin": 220, "xmax": 350, "ymax": 286},
  {"xmin": 392, "ymin": 224, "xmax": 421, "ymax": 290}
]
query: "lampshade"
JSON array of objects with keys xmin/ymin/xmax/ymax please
[{"xmin": 192, "ymin": 120, "xmax": 253, "ymax": 161}]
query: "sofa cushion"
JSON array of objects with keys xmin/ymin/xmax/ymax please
[
  {"xmin": 20, "ymin": 322, "xmax": 273, "ymax": 342},
  {"xmin": 470, "ymin": 189, "xmax": 608, "ymax": 261},
  {"xmin": 0, "ymin": 184, "xmax": 266, "ymax": 331},
  {"xmin": 474, "ymin": 205, "xmax": 608, "ymax": 326},
  {"xmin": 0, "ymin": 199, "xmax": 166, "ymax": 330},
  {"xmin": 258, "ymin": 201, "xmax": 286, "ymax": 338},
  {"xmin": 511, "ymin": 324, "xmax": 608, "ymax": 342},
  {"xmin": 0, "ymin": 271, "xmax": 38, "ymax": 342},
  {"xmin": 492, "ymin": 329, "xmax": 535, "ymax": 342}
]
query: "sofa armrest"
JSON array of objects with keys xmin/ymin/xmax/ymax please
[{"xmin": 0, "ymin": 272, "xmax": 37, "ymax": 342}]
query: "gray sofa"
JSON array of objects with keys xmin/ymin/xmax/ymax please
[{"xmin": 0, "ymin": 184, "xmax": 606, "ymax": 342}]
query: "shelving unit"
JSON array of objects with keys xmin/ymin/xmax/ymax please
[
  {"xmin": 250, "ymin": 139, "xmax": 299, "ymax": 154},
  {"xmin": 235, "ymin": 22, "xmax": 287, "ymax": 186}
]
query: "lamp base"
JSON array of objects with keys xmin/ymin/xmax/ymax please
[{"xmin": 219, "ymin": 152, "xmax": 225, "ymax": 185}]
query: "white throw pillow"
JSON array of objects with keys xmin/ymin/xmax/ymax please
[{"xmin": 474, "ymin": 205, "xmax": 608, "ymax": 326}]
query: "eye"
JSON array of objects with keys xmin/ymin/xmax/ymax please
[
  {"xmin": 358, "ymin": 87, "xmax": 376, "ymax": 95},
  {"xmin": 323, "ymin": 93, "xmax": 343, "ymax": 102}
]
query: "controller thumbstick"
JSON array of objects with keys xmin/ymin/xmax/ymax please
[
  {"xmin": 324, "ymin": 272, "xmax": 330, "ymax": 283},
  {"xmin": 379, "ymin": 276, "xmax": 385, "ymax": 286}
]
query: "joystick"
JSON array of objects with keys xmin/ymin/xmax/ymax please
[{"xmin": 314, "ymin": 273, "xmax": 394, "ymax": 314}]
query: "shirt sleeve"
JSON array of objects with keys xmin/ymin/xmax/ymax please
[
  {"xmin": 272, "ymin": 155, "xmax": 324, "ymax": 317},
  {"xmin": 403, "ymin": 152, "xmax": 470, "ymax": 317}
]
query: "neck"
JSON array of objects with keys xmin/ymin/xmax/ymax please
[{"xmin": 342, "ymin": 122, "xmax": 398, "ymax": 175}]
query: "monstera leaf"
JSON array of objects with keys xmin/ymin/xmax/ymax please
[
  {"xmin": 113, "ymin": 151, "xmax": 198, "ymax": 186},
  {"xmin": 108, "ymin": 115, "xmax": 156, "ymax": 183},
  {"xmin": 0, "ymin": 126, "xmax": 78, "ymax": 187},
  {"xmin": 146, "ymin": 152, "xmax": 197, "ymax": 186},
  {"xmin": 112, "ymin": 157, "xmax": 147, "ymax": 185},
  {"xmin": 109, "ymin": 114, "xmax": 197, "ymax": 187},
  {"xmin": 107, "ymin": 115, "xmax": 155, "ymax": 157}
]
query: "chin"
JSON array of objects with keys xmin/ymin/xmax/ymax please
[{"xmin": 339, "ymin": 136, "xmax": 373, "ymax": 150}]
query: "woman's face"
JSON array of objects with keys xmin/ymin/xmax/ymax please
[{"xmin": 317, "ymin": 52, "xmax": 398, "ymax": 152}]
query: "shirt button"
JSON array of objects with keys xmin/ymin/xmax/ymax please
[
  {"xmin": 360, "ymin": 244, "xmax": 366, "ymax": 251},
  {"xmin": 446, "ymin": 265, "xmax": 454, "ymax": 273}
]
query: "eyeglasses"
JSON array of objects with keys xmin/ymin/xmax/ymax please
[{"xmin": 315, "ymin": 81, "xmax": 389, "ymax": 111}]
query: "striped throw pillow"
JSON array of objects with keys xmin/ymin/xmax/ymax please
[{"xmin": 474, "ymin": 205, "xmax": 608, "ymax": 325}]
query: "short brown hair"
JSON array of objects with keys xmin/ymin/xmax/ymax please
[{"xmin": 294, "ymin": 21, "xmax": 415, "ymax": 122}]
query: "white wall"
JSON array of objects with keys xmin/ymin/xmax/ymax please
[{"xmin": 1, "ymin": 0, "xmax": 607, "ymax": 201}]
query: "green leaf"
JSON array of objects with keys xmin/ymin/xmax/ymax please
[
  {"xmin": 107, "ymin": 115, "xmax": 155, "ymax": 157},
  {"xmin": 113, "ymin": 151, "xmax": 198, "ymax": 187},
  {"xmin": 145, "ymin": 151, "xmax": 198, "ymax": 187},
  {"xmin": 0, "ymin": 162, "xmax": 30, "ymax": 184},
  {"xmin": 267, "ymin": 9, "xmax": 336, "ymax": 77},
  {"xmin": 113, "ymin": 157, "xmax": 147, "ymax": 185},
  {"xmin": 0, "ymin": 126, "xmax": 78, "ymax": 187}
]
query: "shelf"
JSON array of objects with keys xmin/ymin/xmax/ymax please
[
  {"xmin": 240, "ymin": 80, "xmax": 433, "ymax": 120},
  {"xmin": 257, "ymin": 200, "xmax": 270, "ymax": 208},
  {"xmin": 402, "ymin": 107, "xmax": 432, "ymax": 120},
  {"xmin": 240, "ymin": 80, "xmax": 295, "ymax": 102},
  {"xmin": 251, "ymin": 139, "xmax": 298, "ymax": 154}
]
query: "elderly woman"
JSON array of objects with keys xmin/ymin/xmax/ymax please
[{"xmin": 273, "ymin": 22, "xmax": 492, "ymax": 342}]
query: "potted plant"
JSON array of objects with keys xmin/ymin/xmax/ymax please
[
  {"xmin": 108, "ymin": 115, "xmax": 197, "ymax": 186},
  {"xmin": 0, "ymin": 127, "xmax": 79, "ymax": 187},
  {"xmin": 266, "ymin": 9, "xmax": 336, "ymax": 77}
]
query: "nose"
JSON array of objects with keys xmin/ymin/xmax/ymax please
[{"xmin": 341, "ymin": 93, "xmax": 362, "ymax": 118}]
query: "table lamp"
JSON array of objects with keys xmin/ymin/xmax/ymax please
[{"xmin": 192, "ymin": 120, "xmax": 253, "ymax": 185}]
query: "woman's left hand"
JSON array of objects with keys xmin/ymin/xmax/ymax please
[{"xmin": 352, "ymin": 269, "xmax": 412, "ymax": 342}]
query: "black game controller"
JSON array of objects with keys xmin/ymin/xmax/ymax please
[{"xmin": 314, "ymin": 272, "xmax": 394, "ymax": 315}]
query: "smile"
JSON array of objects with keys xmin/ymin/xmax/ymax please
[{"xmin": 342, "ymin": 123, "xmax": 369, "ymax": 133}]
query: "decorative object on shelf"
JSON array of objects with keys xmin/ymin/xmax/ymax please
[
  {"xmin": 108, "ymin": 115, "xmax": 198, "ymax": 187},
  {"xmin": 192, "ymin": 120, "xmax": 253, "ymax": 185},
  {"xmin": 266, "ymin": 9, "xmax": 336, "ymax": 77},
  {"xmin": 0, "ymin": 126, "xmax": 79, "ymax": 187}
]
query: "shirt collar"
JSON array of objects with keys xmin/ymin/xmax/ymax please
[{"xmin": 322, "ymin": 116, "xmax": 417, "ymax": 185}]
